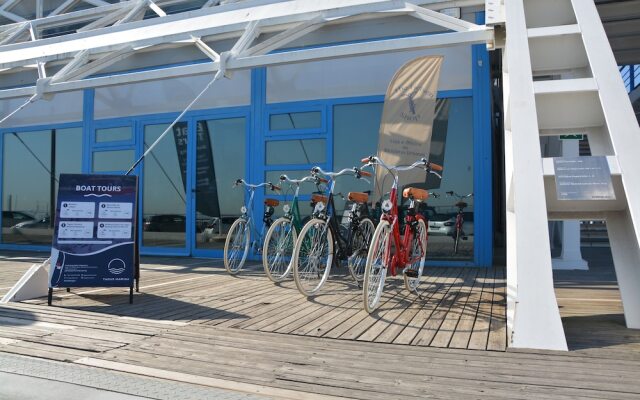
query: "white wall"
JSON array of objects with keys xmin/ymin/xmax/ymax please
[
  {"xmin": 94, "ymin": 70, "xmax": 251, "ymax": 120},
  {"xmin": 266, "ymin": 45, "xmax": 472, "ymax": 103},
  {"xmin": 0, "ymin": 91, "xmax": 83, "ymax": 127}
]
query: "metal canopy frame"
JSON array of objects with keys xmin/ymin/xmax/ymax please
[{"xmin": 0, "ymin": 0, "xmax": 491, "ymax": 102}]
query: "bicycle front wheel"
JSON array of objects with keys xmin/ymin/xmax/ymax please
[
  {"xmin": 404, "ymin": 219, "xmax": 427, "ymax": 292},
  {"xmin": 363, "ymin": 220, "xmax": 391, "ymax": 313},
  {"xmin": 292, "ymin": 218, "xmax": 333, "ymax": 296},
  {"xmin": 263, "ymin": 217, "xmax": 297, "ymax": 282},
  {"xmin": 224, "ymin": 218, "xmax": 250, "ymax": 275},
  {"xmin": 348, "ymin": 217, "xmax": 375, "ymax": 282}
]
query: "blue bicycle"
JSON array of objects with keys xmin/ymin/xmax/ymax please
[{"xmin": 223, "ymin": 179, "xmax": 281, "ymax": 275}]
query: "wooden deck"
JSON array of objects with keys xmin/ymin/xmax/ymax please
[{"xmin": 1, "ymin": 250, "xmax": 639, "ymax": 399}]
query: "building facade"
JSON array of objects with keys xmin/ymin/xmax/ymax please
[{"xmin": 0, "ymin": 1, "xmax": 494, "ymax": 266}]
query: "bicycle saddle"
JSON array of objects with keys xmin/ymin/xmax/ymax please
[
  {"xmin": 311, "ymin": 194, "xmax": 328, "ymax": 204},
  {"xmin": 456, "ymin": 201, "xmax": 468, "ymax": 208},
  {"xmin": 348, "ymin": 192, "xmax": 369, "ymax": 204},
  {"xmin": 402, "ymin": 187, "xmax": 429, "ymax": 201},
  {"xmin": 264, "ymin": 198, "xmax": 280, "ymax": 207}
]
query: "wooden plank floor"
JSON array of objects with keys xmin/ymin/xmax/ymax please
[
  {"xmin": 1, "ymin": 256, "xmax": 507, "ymax": 351},
  {"xmin": 1, "ymin": 251, "xmax": 639, "ymax": 399}
]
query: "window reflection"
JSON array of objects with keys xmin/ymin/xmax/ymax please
[
  {"xmin": 269, "ymin": 111, "xmax": 321, "ymax": 131},
  {"xmin": 92, "ymin": 150, "xmax": 135, "ymax": 172},
  {"xmin": 195, "ymin": 118, "xmax": 246, "ymax": 250},
  {"xmin": 95, "ymin": 126, "xmax": 132, "ymax": 143},
  {"xmin": 2, "ymin": 128, "xmax": 82, "ymax": 245},
  {"xmin": 142, "ymin": 123, "xmax": 187, "ymax": 248},
  {"xmin": 333, "ymin": 99, "xmax": 474, "ymax": 260},
  {"xmin": 266, "ymin": 139, "xmax": 326, "ymax": 165}
]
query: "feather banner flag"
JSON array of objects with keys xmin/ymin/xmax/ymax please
[{"xmin": 375, "ymin": 56, "xmax": 443, "ymax": 199}]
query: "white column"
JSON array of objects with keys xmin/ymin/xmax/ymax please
[{"xmin": 552, "ymin": 138, "xmax": 588, "ymax": 270}]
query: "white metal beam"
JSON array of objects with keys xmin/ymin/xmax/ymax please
[
  {"xmin": 405, "ymin": 2, "xmax": 481, "ymax": 32},
  {"xmin": 0, "ymin": 22, "xmax": 29, "ymax": 45},
  {"xmin": 148, "ymin": 1, "xmax": 168, "ymax": 17},
  {"xmin": 0, "ymin": 0, "xmax": 483, "ymax": 70},
  {"xmin": 192, "ymin": 37, "xmax": 220, "ymax": 61},
  {"xmin": 50, "ymin": 0, "xmax": 80, "ymax": 17},
  {"xmin": 83, "ymin": 0, "xmax": 110, "ymax": 7},
  {"xmin": 243, "ymin": 15, "xmax": 327, "ymax": 57},
  {"xmin": 0, "ymin": 9, "xmax": 26, "ymax": 22},
  {"xmin": 0, "ymin": 28, "xmax": 491, "ymax": 99}
]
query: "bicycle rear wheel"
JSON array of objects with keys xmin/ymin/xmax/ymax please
[
  {"xmin": 292, "ymin": 218, "xmax": 333, "ymax": 296},
  {"xmin": 263, "ymin": 217, "xmax": 297, "ymax": 282},
  {"xmin": 363, "ymin": 220, "xmax": 391, "ymax": 313},
  {"xmin": 224, "ymin": 218, "xmax": 250, "ymax": 275},
  {"xmin": 404, "ymin": 219, "xmax": 427, "ymax": 292},
  {"xmin": 348, "ymin": 217, "xmax": 375, "ymax": 282}
]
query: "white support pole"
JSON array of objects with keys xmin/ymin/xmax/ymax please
[
  {"xmin": 571, "ymin": 0, "xmax": 640, "ymax": 256},
  {"xmin": 607, "ymin": 209, "xmax": 640, "ymax": 328},
  {"xmin": 552, "ymin": 138, "xmax": 588, "ymax": 270},
  {"xmin": 503, "ymin": 0, "xmax": 568, "ymax": 351}
]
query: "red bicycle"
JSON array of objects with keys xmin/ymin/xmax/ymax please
[
  {"xmin": 446, "ymin": 191, "xmax": 473, "ymax": 255},
  {"xmin": 361, "ymin": 155, "xmax": 442, "ymax": 313}
]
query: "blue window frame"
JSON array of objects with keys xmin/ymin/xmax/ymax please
[{"xmin": 0, "ymin": 16, "xmax": 493, "ymax": 262}]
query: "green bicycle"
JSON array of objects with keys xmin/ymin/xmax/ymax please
[{"xmin": 262, "ymin": 174, "xmax": 327, "ymax": 283}]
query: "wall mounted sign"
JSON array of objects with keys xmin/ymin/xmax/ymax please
[
  {"xmin": 48, "ymin": 174, "xmax": 139, "ymax": 305},
  {"xmin": 554, "ymin": 156, "xmax": 616, "ymax": 201}
]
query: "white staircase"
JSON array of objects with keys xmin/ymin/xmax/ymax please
[{"xmin": 492, "ymin": 0, "xmax": 640, "ymax": 350}]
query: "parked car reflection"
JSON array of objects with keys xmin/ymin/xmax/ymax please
[
  {"xmin": 143, "ymin": 214, "xmax": 187, "ymax": 232},
  {"xmin": 2, "ymin": 211, "xmax": 35, "ymax": 228}
]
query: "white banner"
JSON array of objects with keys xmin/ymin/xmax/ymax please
[{"xmin": 376, "ymin": 56, "xmax": 443, "ymax": 198}]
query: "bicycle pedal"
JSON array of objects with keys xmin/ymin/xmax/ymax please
[
  {"xmin": 462, "ymin": 236, "xmax": 468, "ymax": 241},
  {"xmin": 404, "ymin": 269, "xmax": 419, "ymax": 278}
]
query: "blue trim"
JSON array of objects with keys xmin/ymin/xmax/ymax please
[
  {"xmin": 82, "ymin": 89, "xmax": 94, "ymax": 173},
  {"xmin": 472, "ymin": 11, "xmax": 493, "ymax": 267},
  {"xmin": 0, "ymin": 121, "xmax": 82, "ymax": 133}
]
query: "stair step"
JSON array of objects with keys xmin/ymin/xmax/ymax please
[{"xmin": 533, "ymin": 78, "xmax": 598, "ymax": 94}]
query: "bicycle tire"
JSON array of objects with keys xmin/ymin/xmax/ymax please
[
  {"xmin": 224, "ymin": 217, "xmax": 250, "ymax": 275},
  {"xmin": 348, "ymin": 217, "xmax": 375, "ymax": 282},
  {"xmin": 363, "ymin": 219, "xmax": 391, "ymax": 313},
  {"xmin": 292, "ymin": 218, "xmax": 334, "ymax": 296},
  {"xmin": 262, "ymin": 217, "xmax": 297, "ymax": 282},
  {"xmin": 404, "ymin": 219, "xmax": 427, "ymax": 292}
]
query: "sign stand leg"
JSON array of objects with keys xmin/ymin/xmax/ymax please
[
  {"xmin": 129, "ymin": 285, "xmax": 133, "ymax": 304},
  {"xmin": 47, "ymin": 288, "xmax": 52, "ymax": 306},
  {"xmin": 66, "ymin": 288, "xmax": 70, "ymax": 292}
]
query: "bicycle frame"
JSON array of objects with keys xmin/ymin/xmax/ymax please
[
  {"xmin": 363, "ymin": 156, "xmax": 441, "ymax": 277},
  {"xmin": 382, "ymin": 186, "xmax": 425, "ymax": 278},
  {"xmin": 237, "ymin": 181, "xmax": 278, "ymax": 254},
  {"xmin": 312, "ymin": 169, "xmax": 370, "ymax": 265}
]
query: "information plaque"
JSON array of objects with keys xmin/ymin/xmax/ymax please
[
  {"xmin": 48, "ymin": 174, "xmax": 139, "ymax": 305},
  {"xmin": 554, "ymin": 156, "xmax": 616, "ymax": 201}
]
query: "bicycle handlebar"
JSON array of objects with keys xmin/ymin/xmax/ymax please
[
  {"xmin": 446, "ymin": 191, "xmax": 473, "ymax": 199},
  {"xmin": 311, "ymin": 166, "xmax": 370, "ymax": 180},
  {"xmin": 361, "ymin": 155, "xmax": 443, "ymax": 179},
  {"xmin": 233, "ymin": 179, "xmax": 280, "ymax": 191},
  {"xmin": 279, "ymin": 174, "xmax": 327, "ymax": 185}
]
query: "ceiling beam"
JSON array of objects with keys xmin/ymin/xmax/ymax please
[
  {"xmin": 0, "ymin": 28, "xmax": 492, "ymax": 99},
  {"xmin": 0, "ymin": 0, "xmax": 441, "ymax": 70}
]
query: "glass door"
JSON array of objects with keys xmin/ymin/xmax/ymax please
[
  {"xmin": 191, "ymin": 117, "xmax": 247, "ymax": 257},
  {"xmin": 141, "ymin": 122, "xmax": 190, "ymax": 254}
]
